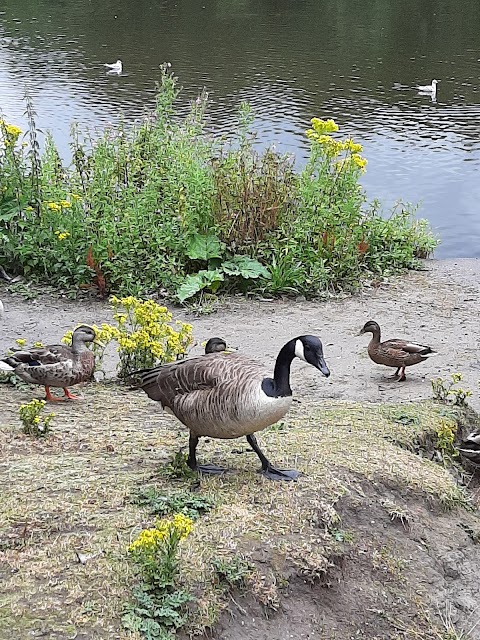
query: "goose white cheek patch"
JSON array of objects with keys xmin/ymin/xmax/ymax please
[{"xmin": 294, "ymin": 340, "xmax": 306, "ymax": 362}]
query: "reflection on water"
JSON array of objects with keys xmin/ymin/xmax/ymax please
[{"xmin": 1, "ymin": 0, "xmax": 480, "ymax": 257}]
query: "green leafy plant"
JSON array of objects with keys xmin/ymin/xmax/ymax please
[
  {"xmin": 123, "ymin": 514, "xmax": 194, "ymax": 639},
  {"xmin": 435, "ymin": 419, "xmax": 458, "ymax": 461},
  {"xmin": 162, "ymin": 450, "xmax": 197, "ymax": 480},
  {"xmin": 176, "ymin": 233, "xmax": 269, "ymax": 301},
  {"xmin": 431, "ymin": 373, "xmax": 472, "ymax": 406},
  {"xmin": 132, "ymin": 488, "xmax": 215, "ymax": 520},
  {"xmin": 19, "ymin": 399, "xmax": 54, "ymax": 437},
  {"xmin": 211, "ymin": 555, "xmax": 254, "ymax": 589}
]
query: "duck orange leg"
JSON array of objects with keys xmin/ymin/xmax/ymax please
[
  {"xmin": 44, "ymin": 386, "xmax": 65, "ymax": 402},
  {"xmin": 63, "ymin": 387, "xmax": 80, "ymax": 400}
]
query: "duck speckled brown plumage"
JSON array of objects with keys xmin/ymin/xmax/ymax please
[
  {"xmin": 0, "ymin": 325, "xmax": 96, "ymax": 401},
  {"xmin": 359, "ymin": 320, "xmax": 436, "ymax": 381},
  {"xmin": 132, "ymin": 335, "xmax": 330, "ymax": 481}
]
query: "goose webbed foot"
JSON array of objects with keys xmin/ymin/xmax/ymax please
[
  {"xmin": 261, "ymin": 465, "xmax": 299, "ymax": 481},
  {"xmin": 196, "ymin": 463, "xmax": 226, "ymax": 475},
  {"xmin": 187, "ymin": 434, "xmax": 226, "ymax": 476},
  {"xmin": 247, "ymin": 434, "xmax": 299, "ymax": 482}
]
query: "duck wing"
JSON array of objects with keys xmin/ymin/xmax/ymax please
[
  {"xmin": 382, "ymin": 339, "xmax": 434, "ymax": 356},
  {"xmin": 9, "ymin": 343, "xmax": 73, "ymax": 366}
]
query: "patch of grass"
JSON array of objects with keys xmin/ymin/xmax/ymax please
[
  {"xmin": 372, "ymin": 545, "xmax": 409, "ymax": 580},
  {"xmin": 0, "ymin": 387, "xmax": 475, "ymax": 638}
]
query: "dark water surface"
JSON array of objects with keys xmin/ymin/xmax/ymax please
[{"xmin": 1, "ymin": 0, "xmax": 480, "ymax": 257}]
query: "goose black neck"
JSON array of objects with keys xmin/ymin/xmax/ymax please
[{"xmin": 271, "ymin": 339, "xmax": 296, "ymax": 397}]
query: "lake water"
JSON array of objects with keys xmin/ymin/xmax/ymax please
[{"xmin": 1, "ymin": 0, "xmax": 480, "ymax": 258}]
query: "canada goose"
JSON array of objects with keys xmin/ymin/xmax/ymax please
[
  {"xmin": 458, "ymin": 432, "xmax": 480, "ymax": 464},
  {"xmin": 0, "ymin": 325, "xmax": 97, "ymax": 401},
  {"xmin": 104, "ymin": 60, "xmax": 122, "ymax": 74},
  {"xmin": 204, "ymin": 337, "xmax": 228, "ymax": 354},
  {"xmin": 204, "ymin": 337, "xmax": 238, "ymax": 354},
  {"xmin": 358, "ymin": 320, "xmax": 435, "ymax": 381},
  {"xmin": 132, "ymin": 335, "xmax": 330, "ymax": 481}
]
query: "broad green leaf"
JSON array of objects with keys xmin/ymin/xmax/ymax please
[
  {"xmin": 177, "ymin": 269, "xmax": 224, "ymax": 302},
  {"xmin": 186, "ymin": 234, "xmax": 224, "ymax": 261},
  {"xmin": 221, "ymin": 255, "xmax": 270, "ymax": 279}
]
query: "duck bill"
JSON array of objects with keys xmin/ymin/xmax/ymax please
[{"xmin": 316, "ymin": 358, "xmax": 331, "ymax": 378}]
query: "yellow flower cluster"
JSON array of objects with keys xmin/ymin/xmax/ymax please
[
  {"xmin": 46, "ymin": 200, "xmax": 72, "ymax": 211},
  {"xmin": 0, "ymin": 120, "xmax": 22, "ymax": 146},
  {"xmin": 110, "ymin": 296, "xmax": 194, "ymax": 372},
  {"xmin": 19, "ymin": 398, "xmax": 54, "ymax": 435},
  {"xmin": 55, "ymin": 230, "xmax": 70, "ymax": 241},
  {"xmin": 307, "ymin": 118, "xmax": 338, "ymax": 135},
  {"xmin": 129, "ymin": 513, "xmax": 194, "ymax": 555},
  {"xmin": 306, "ymin": 117, "xmax": 367, "ymax": 172}
]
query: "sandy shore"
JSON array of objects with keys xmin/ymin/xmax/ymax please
[{"xmin": 1, "ymin": 258, "xmax": 479, "ymax": 411}]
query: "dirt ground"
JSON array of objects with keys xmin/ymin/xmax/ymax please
[{"xmin": 1, "ymin": 258, "xmax": 479, "ymax": 410}]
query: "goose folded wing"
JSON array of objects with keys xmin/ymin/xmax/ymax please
[{"xmin": 132, "ymin": 356, "xmax": 223, "ymax": 405}]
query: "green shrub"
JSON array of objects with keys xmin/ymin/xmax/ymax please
[{"xmin": 0, "ymin": 69, "xmax": 437, "ymax": 300}]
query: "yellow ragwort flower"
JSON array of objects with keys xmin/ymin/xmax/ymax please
[{"xmin": 54, "ymin": 230, "xmax": 70, "ymax": 241}]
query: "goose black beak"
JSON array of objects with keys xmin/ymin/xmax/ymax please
[{"xmin": 316, "ymin": 358, "xmax": 330, "ymax": 377}]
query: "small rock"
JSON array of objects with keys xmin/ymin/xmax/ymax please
[
  {"xmin": 454, "ymin": 592, "xmax": 478, "ymax": 612},
  {"xmin": 441, "ymin": 551, "xmax": 464, "ymax": 578}
]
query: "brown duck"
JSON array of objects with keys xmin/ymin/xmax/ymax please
[
  {"xmin": 359, "ymin": 320, "xmax": 435, "ymax": 381},
  {"xmin": 131, "ymin": 335, "xmax": 330, "ymax": 481},
  {"xmin": 0, "ymin": 325, "xmax": 96, "ymax": 401}
]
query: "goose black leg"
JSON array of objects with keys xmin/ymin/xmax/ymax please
[
  {"xmin": 187, "ymin": 433, "xmax": 225, "ymax": 475},
  {"xmin": 246, "ymin": 434, "xmax": 299, "ymax": 481}
]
